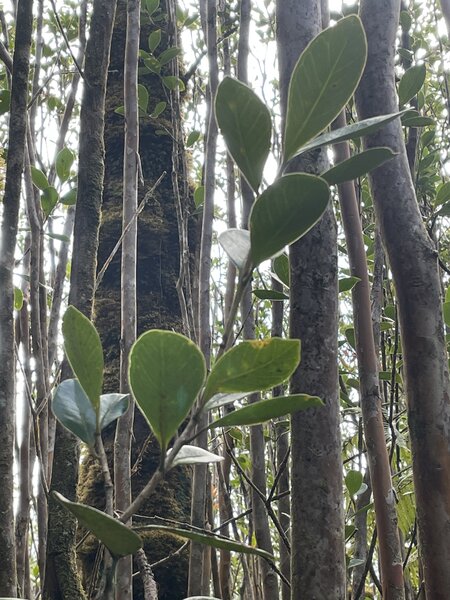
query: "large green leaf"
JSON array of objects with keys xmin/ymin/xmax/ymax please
[
  {"xmin": 52, "ymin": 379, "xmax": 96, "ymax": 446},
  {"xmin": 129, "ymin": 330, "xmax": 206, "ymax": 451},
  {"xmin": 284, "ymin": 15, "xmax": 367, "ymax": 162},
  {"xmin": 249, "ymin": 173, "xmax": 329, "ymax": 265},
  {"xmin": 135, "ymin": 524, "xmax": 273, "ymax": 560},
  {"xmin": 210, "ymin": 394, "xmax": 322, "ymax": 428},
  {"xmin": 294, "ymin": 112, "xmax": 405, "ymax": 157},
  {"xmin": 53, "ymin": 492, "xmax": 142, "ymax": 558},
  {"xmin": 345, "ymin": 470, "xmax": 364, "ymax": 497},
  {"xmin": 218, "ymin": 229, "xmax": 251, "ymax": 271},
  {"xmin": 203, "ymin": 338, "xmax": 300, "ymax": 401},
  {"xmin": 215, "ymin": 76, "xmax": 271, "ymax": 192},
  {"xmin": 398, "ymin": 64, "xmax": 426, "ymax": 106},
  {"xmin": 62, "ymin": 306, "xmax": 104, "ymax": 411},
  {"xmin": 322, "ymin": 148, "xmax": 397, "ymax": 185}
]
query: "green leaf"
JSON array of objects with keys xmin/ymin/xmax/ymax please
[
  {"xmin": 52, "ymin": 379, "xmax": 96, "ymax": 446},
  {"xmin": 203, "ymin": 392, "xmax": 249, "ymax": 412},
  {"xmin": 345, "ymin": 469, "xmax": 364, "ymax": 496},
  {"xmin": 144, "ymin": 56, "xmax": 161, "ymax": 74},
  {"xmin": 150, "ymin": 101, "xmax": 166, "ymax": 118},
  {"xmin": 41, "ymin": 186, "xmax": 59, "ymax": 217},
  {"xmin": 444, "ymin": 302, "xmax": 450, "ymax": 328},
  {"xmin": 55, "ymin": 147, "xmax": 75, "ymax": 182},
  {"xmin": 148, "ymin": 29, "xmax": 161, "ymax": 52},
  {"xmin": 158, "ymin": 47, "xmax": 181, "ymax": 66},
  {"xmin": 322, "ymin": 148, "xmax": 397, "ymax": 185},
  {"xmin": 187, "ymin": 130, "xmax": 201, "ymax": 147},
  {"xmin": 345, "ymin": 327, "xmax": 356, "ymax": 350},
  {"xmin": 138, "ymin": 84, "xmax": 149, "ymax": 112},
  {"xmin": 45, "ymin": 232, "xmax": 70, "ymax": 243},
  {"xmin": 218, "ymin": 229, "xmax": 251, "ymax": 270},
  {"xmin": 398, "ymin": 64, "xmax": 426, "ymax": 106},
  {"xmin": 62, "ymin": 306, "xmax": 104, "ymax": 412},
  {"xmin": 98, "ymin": 393, "xmax": 129, "ymax": 431},
  {"xmin": 53, "ymin": 492, "xmax": 142, "ymax": 557},
  {"xmin": 401, "ymin": 115, "xmax": 434, "ymax": 127},
  {"xmin": 0, "ymin": 89, "xmax": 11, "ymax": 114},
  {"xmin": 193, "ymin": 186, "xmax": 205, "ymax": 208},
  {"xmin": 249, "ymin": 173, "xmax": 329, "ymax": 265},
  {"xmin": 295, "ymin": 112, "xmax": 405, "ymax": 157},
  {"xmin": 253, "ymin": 289, "xmax": 289, "ymax": 301},
  {"xmin": 339, "ymin": 276, "xmax": 361, "ymax": 292},
  {"xmin": 215, "ymin": 76, "xmax": 271, "ymax": 193},
  {"xmin": 129, "ymin": 330, "xmax": 206, "ymax": 451},
  {"xmin": 273, "ymin": 253, "xmax": 290, "ymax": 287},
  {"xmin": 204, "ymin": 338, "xmax": 300, "ymax": 401},
  {"xmin": 162, "ymin": 76, "xmax": 184, "ymax": 91},
  {"xmin": 400, "ymin": 10, "xmax": 412, "ymax": 31},
  {"xmin": 435, "ymin": 182, "xmax": 450, "ymax": 206},
  {"xmin": 284, "ymin": 15, "xmax": 367, "ymax": 162},
  {"xmin": 31, "ymin": 166, "xmax": 49, "ymax": 190},
  {"xmin": 169, "ymin": 445, "xmax": 224, "ymax": 467},
  {"xmin": 135, "ymin": 525, "xmax": 273, "ymax": 560},
  {"xmin": 146, "ymin": 0, "xmax": 159, "ymax": 16},
  {"xmin": 60, "ymin": 188, "xmax": 77, "ymax": 206},
  {"xmin": 14, "ymin": 287, "xmax": 23, "ymax": 310},
  {"xmin": 210, "ymin": 394, "xmax": 323, "ymax": 428}
]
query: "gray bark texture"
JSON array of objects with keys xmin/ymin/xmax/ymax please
[
  {"xmin": 276, "ymin": 2, "xmax": 345, "ymax": 598},
  {"xmin": 0, "ymin": 0, "xmax": 33, "ymax": 594},
  {"xmin": 356, "ymin": 1, "xmax": 450, "ymax": 596}
]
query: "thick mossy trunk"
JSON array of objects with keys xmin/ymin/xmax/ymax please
[{"xmin": 78, "ymin": 2, "xmax": 192, "ymax": 598}]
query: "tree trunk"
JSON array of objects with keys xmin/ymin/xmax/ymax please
[
  {"xmin": 276, "ymin": 2, "xmax": 346, "ymax": 598},
  {"xmin": 0, "ymin": 0, "xmax": 33, "ymax": 594},
  {"xmin": 356, "ymin": 1, "xmax": 450, "ymax": 596}
]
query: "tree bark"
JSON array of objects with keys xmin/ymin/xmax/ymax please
[
  {"xmin": 356, "ymin": 1, "xmax": 450, "ymax": 596},
  {"xmin": 0, "ymin": 0, "xmax": 33, "ymax": 594},
  {"xmin": 44, "ymin": 0, "xmax": 117, "ymax": 597},
  {"xmin": 276, "ymin": 2, "xmax": 346, "ymax": 598}
]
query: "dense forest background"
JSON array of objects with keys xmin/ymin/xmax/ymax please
[{"xmin": 1, "ymin": 0, "xmax": 450, "ymax": 599}]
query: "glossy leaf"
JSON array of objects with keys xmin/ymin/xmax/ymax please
[
  {"xmin": 295, "ymin": 112, "xmax": 405, "ymax": 157},
  {"xmin": 210, "ymin": 394, "xmax": 323, "ymax": 428},
  {"xmin": 129, "ymin": 330, "xmax": 206, "ymax": 451},
  {"xmin": 168, "ymin": 445, "xmax": 224, "ymax": 467},
  {"xmin": 52, "ymin": 379, "xmax": 96, "ymax": 446},
  {"xmin": 215, "ymin": 76, "xmax": 271, "ymax": 192},
  {"xmin": 203, "ymin": 392, "xmax": 249, "ymax": 412},
  {"xmin": 284, "ymin": 15, "xmax": 367, "ymax": 162},
  {"xmin": 62, "ymin": 306, "xmax": 104, "ymax": 411},
  {"xmin": 253, "ymin": 289, "xmax": 289, "ymax": 301},
  {"xmin": 204, "ymin": 338, "xmax": 300, "ymax": 401},
  {"xmin": 55, "ymin": 147, "xmax": 75, "ymax": 182},
  {"xmin": 398, "ymin": 64, "xmax": 426, "ymax": 106},
  {"xmin": 98, "ymin": 393, "xmax": 129, "ymax": 431},
  {"xmin": 218, "ymin": 229, "xmax": 251, "ymax": 271},
  {"xmin": 322, "ymin": 148, "xmax": 397, "ymax": 185},
  {"xmin": 250, "ymin": 173, "xmax": 329, "ymax": 265},
  {"xmin": 53, "ymin": 492, "xmax": 142, "ymax": 557},
  {"xmin": 136, "ymin": 525, "xmax": 273, "ymax": 560}
]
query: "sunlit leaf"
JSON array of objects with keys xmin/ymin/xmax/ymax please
[
  {"xmin": 250, "ymin": 174, "xmax": 329, "ymax": 265},
  {"xmin": 218, "ymin": 229, "xmax": 251, "ymax": 271},
  {"xmin": 215, "ymin": 76, "xmax": 271, "ymax": 193},
  {"xmin": 52, "ymin": 379, "xmax": 96, "ymax": 446},
  {"xmin": 31, "ymin": 166, "xmax": 49, "ymax": 191},
  {"xmin": 14, "ymin": 287, "xmax": 23, "ymax": 310},
  {"xmin": 210, "ymin": 394, "xmax": 323, "ymax": 428},
  {"xmin": 284, "ymin": 15, "xmax": 367, "ymax": 162},
  {"xmin": 204, "ymin": 338, "xmax": 300, "ymax": 401},
  {"xmin": 322, "ymin": 148, "xmax": 397, "ymax": 185},
  {"xmin": 345, "ymin": 469, "xmax": 363, "ymax": 497},
  {"xmin": 135, "ymin": 524, "xmax": 273, "ymax": 560},
  {"xmin": 168, "ymin": 445, "xmax": 224, "ymax": 467},
  {"xmin": 129, "ymin": 330, "xmax": 206, "ymax": 451},
  {"xmin": 203, "ymin": 392, "xmax": 249, "ymax": 412},
  {"xmin": 62, "ymin": 306, "xmax": 104, "ymax": 411},
  {"xmin": 55, "ymin": 147, "xmax": 75, "ymax": 182},
  {"xmin": 53, "ymin": 492, "xmax": 142, "ymax": 557}
]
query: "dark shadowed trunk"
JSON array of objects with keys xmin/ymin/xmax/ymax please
[{"xmin": 356, "ymin": 1, "xmax": 450, "ymax": 596}]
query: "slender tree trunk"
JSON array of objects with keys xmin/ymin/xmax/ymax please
[
  {"xmin": 276, "ymin": 2, "xmax": 346, "ymax": 598},
  {"xmin": 44, "ymin": 1, "xmax": 117, "ymax": 597},
  {"xmin": 356, "ymin": 1, "xmax": 450, "ymax": 596},
  {"xmin": 0, "ymin": 0, "xmax": 33, "ymax": 594}
]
